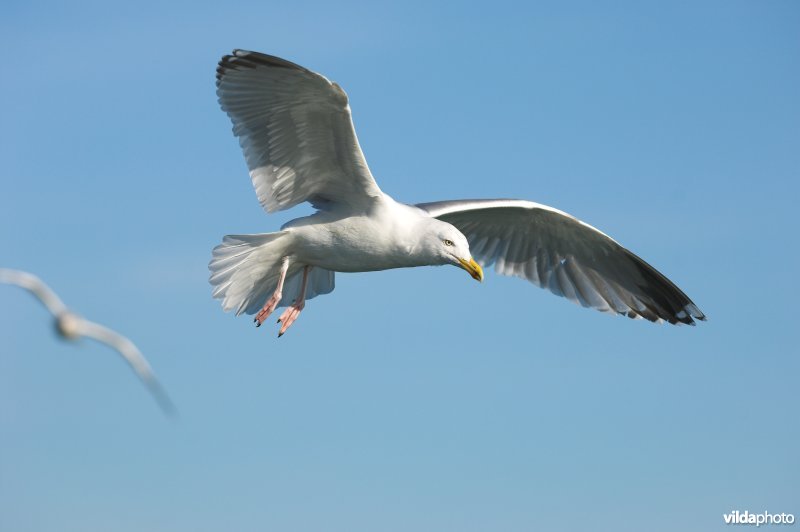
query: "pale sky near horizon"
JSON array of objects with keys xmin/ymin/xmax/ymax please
[{"xmin": 1, "ymin": 1, "xmax": 798, "ymax": 531}]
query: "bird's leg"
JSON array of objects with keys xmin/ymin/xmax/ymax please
[
  {"xmin": 277, "ymin": 265, "xmax": 311, "ymax": 337},
  {"xmin": 254, "ymin": 257, "xmax": 290, "ymax": 327}
]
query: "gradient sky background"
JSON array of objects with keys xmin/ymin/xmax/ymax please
[{"xmin": 1, "ymin": 1, "xmax": 798, "ymax": 531}]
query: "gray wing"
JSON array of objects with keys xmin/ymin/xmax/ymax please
[
  {"xmin": 217, "ymin": 50, "xmax": 383, "ymax": 213},
  {"xmin": 417, "ymin": 200, "xmax": 706, "ymax": 325},
  {"xmin": 0, "ymin": 268, "xmax": 68, "ymax": 316},
  {"xmin": 77, "ymin": 319, "xmax": 177, "ymax": 417}
]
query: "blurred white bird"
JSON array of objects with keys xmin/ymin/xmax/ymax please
[
  {"xmin": 210, "ymin": 50, "xmax": 705, "ymax": 336},
  {"xmin": 0, "ymin": 268, "xmax": 176, "ymax": 417}
]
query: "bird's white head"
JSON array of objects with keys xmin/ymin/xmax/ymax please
[
  {"xmin": 55, "ymin": 312, "xmax": 82, "ymax": 340},
  {"xmin": 419, "ymin": 219, "xmax": 484, "ymax": 282}
]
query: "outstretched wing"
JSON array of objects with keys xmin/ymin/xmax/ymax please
[
  {"xmin": 78, "ymin": 319, "xmax": 177, "ymax": 417},
  {"xmin": 417, "ymin": 200, "xmax": 706, "ymax": 325},
  {"xmin": 0, "ymin": 268, "xmax": 68, "ymax": 316},
  {"xmin": 216, "ymin": 50, "xmax": 383, "ymax": 213}
]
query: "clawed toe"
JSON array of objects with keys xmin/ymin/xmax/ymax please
[
  {"xmin": 277, "ymin": 303, "xmax": 304, "ymax": 337},
  {"xmin": 254, "ymin": 293, "xmax": 281, "ymax": 327}
]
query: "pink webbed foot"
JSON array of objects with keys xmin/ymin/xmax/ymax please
[
  {"xmin": 254, "ymin": 292, "xmax": 281, "ymax": 327},
  {"xmin": 277, "ymin": 300, "xmax": 305, "ymax": 337},
  {"xmin": 254, "ymin": 257, "xmax": 290, "ymax": 328},
  {"xmin": 276, "ymin": 265, "xmax": 311, "ymax": 337}
]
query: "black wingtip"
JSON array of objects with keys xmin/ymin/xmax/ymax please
[
  {"xmin": 145, "ymin": 378, "xmax": 179, "ymax": 421},
  {"xmin": 217, "ymin": 49, "xmax": 309, "ymax": 83}
]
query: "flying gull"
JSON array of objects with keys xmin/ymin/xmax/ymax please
[
  {"xmin": 209, "ymin": 50, "xmax": 705, "ymax": 336},
  {"xmin": 0, "ymin": 268, "xmax": 176, "ymax": 416}
]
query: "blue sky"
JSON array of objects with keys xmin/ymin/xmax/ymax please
[{"xmin": 1, "ymin": 1, "xmax": 798, "ymax": 531}]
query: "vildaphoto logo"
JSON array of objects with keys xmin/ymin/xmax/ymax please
[{"xmin": 723, "ymin": 510, "xmax": 795, "ymax": 526}]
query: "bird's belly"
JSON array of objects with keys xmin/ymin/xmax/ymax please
[
  {"xmin": 313, "ymin": 250, "xmax": 407, "ymax": 273},
  {"xmin": 288, "ymin": 220, "xmax": 420, "ymax": 273}
]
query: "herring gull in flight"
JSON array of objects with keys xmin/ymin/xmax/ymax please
[
  {"xmin": 0, "ymin": 268, "xmax": 176, "ymax": 416},
  {"xmin": 209, "ymin": 50, "xmax": 705, "ymax": 336}
]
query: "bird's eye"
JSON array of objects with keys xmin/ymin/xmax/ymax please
[{"xmin": 443, "ymin": 239, "xmax": 454, "ymax": 246}]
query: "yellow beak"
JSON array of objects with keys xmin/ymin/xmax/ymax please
[{"xmin": 458, "ymin": 257, "xmax": 484, "ymax": 282}]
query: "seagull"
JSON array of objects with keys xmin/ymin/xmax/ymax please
[
  {"xmin": 0, "ymin": 268, "xmax": 176, "ymax": 416},
  {"xmin": 210, "ymin": 50, "xmax": 705, "ymax": 336}
]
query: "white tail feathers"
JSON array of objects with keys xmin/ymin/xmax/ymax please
[
  {"xmin": 209, "ymin": 232, "xmax": 290, "ymax": 315},
  {"xmin": 209, "ymin": 232, "xmax": 337, "ymax": 316}
]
